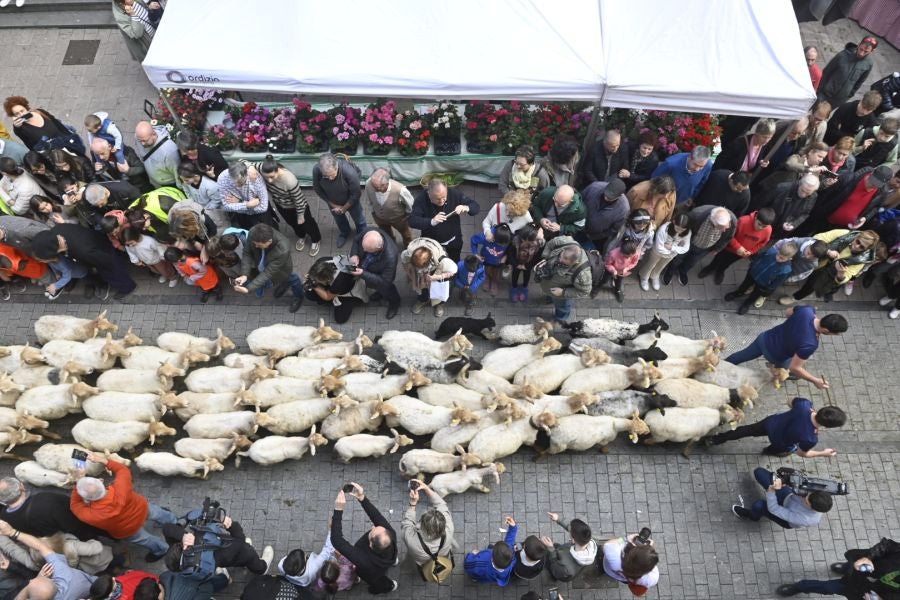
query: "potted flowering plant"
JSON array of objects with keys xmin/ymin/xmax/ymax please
[
  {"xmin": 676, "ymin": 113, "xmax": 721, "ymax": 153},
  {"xmin": 293, "ymin": 99, "xmax": 329, "ymax": 153},
  {"xmin": 464, "ymin": 100, "xmax": 500, "ymax": 154},
  {"xmin": 639, "ymin": 110, "xmax": 722, "ymax": 157},
  {"xmin": 427, "ymin": 102, "xmax": 462, "ymax": 155},
  {"xmin": 234, "ymin": 102, "xmax": 272, "ymax": 153},
  {"xmin": 153, "ymin": 89, "xmax": 207, "ymax": 133},
  {"xmin": 266, "ymin": 106, "xmax": 297, "ymax": 153},
  {"xmin": 202, "ymin": 124, "xmax": 236, "ymax": 153},
  {"xmin": 495, "ymin": 101, "xmax": 536, "ymax": 156},
  {"xmin": 395, "ymin": 109, "xmax": 431, "ymax": 157},
  {"xmin": 359, "ymin": 100, "xmax": 397, "ymax": 155},
  {"xmin": 188, "ymin": 88, "xmax": 227, "ymax": 111},
  {"xmin": 326, "ymin": 104, "xmax": 362, "ymax": 155}
]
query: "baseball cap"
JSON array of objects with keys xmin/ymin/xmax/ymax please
[{"xmin": 603, "ymin": 178, "xmax": 627, "ymax": 199}]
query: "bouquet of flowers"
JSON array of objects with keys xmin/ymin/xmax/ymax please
[
  {"xmin": 395, "ymin": 109, "xmax": 431, "ymax": 157},
  {"xmin": 464, "ymin": 100, "xmax": 501, "ymax": 154},
  {"xmin": 234, "ymin": 102, "xmax": 272, "ymax": 153},
  {"xmin": 427, "ymin": 102, "xmax": 462, "ymax": 155},
  {"xmin": 293, "ymin": 99, "xmax": 329, "ymax": 153},
  {"xmin": 266, "ymin": 106, "xmax": 297, "ymax": 153},
  {"xmin": 154, "ymin": 89, "xmax": 207, "ymax": 133},
  {"xmin": 202, "ymin": 124, "xmax": 236, "ymax": 152},
  {"xmin": 360, "ymin": 100, "xmax": 397, "ymax": 155},
  {"xmin": 326, "ymin": 104, "xmax": 362, "ymax": 155}
]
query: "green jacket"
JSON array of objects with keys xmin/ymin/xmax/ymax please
[
  {"xmin": 240, "ymin": 226, "xmax": 296, "ymax": 291},
  {"xmin": 538, "ymin": 236, "xmax": 592, "ymax": 299},
  {"xmin": 529, "ymin": 187, "xmax": 587, "ymax": 237}
]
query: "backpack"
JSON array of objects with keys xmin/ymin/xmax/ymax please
[
  {"xmin": 416, "ymin": 532, "xmax": 453, "ymax": 584},
  {"xmin": 563, "ymin": 242, "xmax": 604, "ymax": 289},
  {"xmin": 179, "ymin": 527, "xmax": 226, "ymax": 582}
]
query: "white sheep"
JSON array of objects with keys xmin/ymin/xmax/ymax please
[
  {"xmin": 33, "ymin": 444, "xmax": 129, "ymax": 476},
  {"xmin": 651, "ymin": 350, "xmax": 719, "ymax": 380},
  {"xmin": 627, "ymin": 331, "xmax": 727, "ymax": 358},
  {"xmin": 14, "ymin": 461, "xmax": 72, "ymax": 488},
  {"xmin": 34, "ymin": 311, "xmax": 117, "ymax": 344},
  {"xmin": 236, "ymin": 377, "xmax": 321, "ymax": 409},
  {"xmin": 378, "ymin": 329, "xmax": 472, "ymax": 363},
  {"xmin": 10, "ymin": 366, "xmax": 65, "ymax": 388},
  {"xmin": 429, "ymin": 462, "xmax": 506, "ymax": 497},
  {"xmin": 0, "ymin": 407, "xmax": 48, "ymax": 431},
  {"xmin": 319, "ymin": 399, "xmax": 390, "ymax": 440},
  {"xmin": 416, "ymin": 384, "xmax": 484, "ymax": 411},
  {"xmin": 276, "ymin": 355, "xmax": 366, "ymax": 380},
  {"xmin": 0, "ymin": 428, "xmax": 42, "ymax": 452},
  {"xmin": 429, "ymin": 410, "xmax": 505, "ymax": 454},
  {"xmin": 481, "ymin": 337, "xmax": 563, "ymax": 381},
  {"xmin": 95, "ymin": 367, "xmax": 179, "ymax": 394},
  {"xmin": 493, "ymin": 318, "xmax": 555, "ymax": 345},
  {"xmin": 40, "ymin": 336, "xmax": 130, "ymax": 371},
  {"xmin": 456, "ymin": 366, "xmax": 518, "ymax": 396},
  {"xmin": 223, "ymin": 353, "xmax": 272, "ymax": 369},
  {"xmin": 71, "ymin": 419, "xmax": 176, "ymax": 452},
  {"xmin": 82, "ymin": 392, "xmax": 178, "ymax": 423},
  {"xmin": 383, "ymin": 395, "xmax": 478, "ymax": 436},
  {"xmin": 184, "ymin": 365, "xmax": 277, "ymax": 394},
  {"xmin": 156, "ymin": 329, "xmax": 235, "ymax": 357},
  {"xmin": 643, "ymin": 406, "xmax": 744, "ymax": 446},
  {"xmin": 542, "ymin": 414, "xmax": 649, "ymax": 454},
  {"xmin": 333, "ymin": 428, "xmax": 412, "ymax": 463},
  {"xmin": 560, "ymin": 361, "xmax": 660, "ymax": 395},
  {"xmin": 259, "ymin": 396, "xmax": 355, "ymax": 436},
  {"xmin": 398, "ymin": 446, "xmax": 482, "ymax": 477},
  {"xmin": 15, "ymin": 383, "xmax": 98, "ymax": 420},
  {"xmin": 530, "ymin": 392, "xmax": 599, "ymax": 418},
  {"xmin": 246, "ymin": 320, "xmax": 342, "ymax": 360},
  {"xmin": 171, "ymin": 392, "xmax": 238, "ymax": 421},
  {"xmin": 121, "ymin": 347, "xmax": 209, "ymax": 370},
  {"xmin": 693, "ymin": 361, "xmax": 789, "ymax": 391},
  {"xmin": 0, "ymin": 372, "xmax": 26, "ymax": 407},
  {"xmin": 183, "ymin": 411, "xmax": 267, "ymax": 439},
  {"xmin": 297, "ymin": 330, "xmax": 373, "ymax": 359},
  {"xmin": 323, "ymin": 370, "xmax": 431, "ymax": 403},
  {"xmin": 237, "ymin": 426, "xmax": 329, "ymax": 465},
  {"xmin": 134, "ymin": 452, "xmax": 224, "ymax": 478},
  {"xmin": 0, "ymin": 345, "xmax": 45, "ymax": 373},
  {"xmin": 563, "ymin": 314, "xmax": 669, "ymax": 342},
  {"xmin": 652, "ymin": 378, "xmax": 758, "ymax": 410},
  {"xmin": 513, "ymin": 351, "xmax": 608, "ymax": 394},
  {"xmin": 173, "ymin": 434, "xmax": 252, "ymax": 462},
  {"xmin": 467, "ymin": 413, "xmax": 558, "ymax": 463}
]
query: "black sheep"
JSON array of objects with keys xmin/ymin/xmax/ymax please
[{"xmin": 434, "ymin": 313, "xmax": 496, "ymax": 339}]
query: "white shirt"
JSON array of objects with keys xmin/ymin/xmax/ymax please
[
  {"xmin": 125, "ymin": 235, "xmax": 167, "ymax": 265},
  {"xmin": 602, "ymin": 538, "xmax": 659, "ymax": 589},
  {"xmin": 374, "ymin": 180, "xmax": 415, "ymax": 210},
  {"xmin": 0, "ymin": 172, "xmax": 42, "ymax": 215}
]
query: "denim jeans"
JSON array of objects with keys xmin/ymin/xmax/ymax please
[
  {"xmin": 794, "ymin": 578, "xmax": 847, "ymax": 594},
  {"xmin": 725, "ymin": 334, "xmax": 792, "ymax": 369},
  {"xmin": 331, "ymin": 201, "xmax": 367, "ymax": 238},
  {"xmin": 552, "ymin": 297, "xmax": 573, "ymax": 321},
  {"xmin": 748, "ymin": 468, "xmax": 794, "ymax": 528},
  {"xmin": 124, "ymin": 503, "xmax": 178, "ymax": 556}
]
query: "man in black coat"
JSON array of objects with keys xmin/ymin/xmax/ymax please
[
  {"xmin": 756, "ymin": 175, "xmax": 821, "ymax": 240},
  {"xmin": 174, "ymin": 130, "xmax": 229, "ymax": 179},
  {"xmin": 581, "ymin": 130, "xmax": 630, "ymax": 187},
  {"xmin": 696, "ymin": 170, "xmax": 752, "ymax": 217},
  {"xmin": 30, "ymin": 223, "xmax": 136, "ymax": 299},
  {"xmin": 0, "ymin": 477, "xmax": 109, "ymax": 541},
  {"xmin": 349, "ymin": 227, "xmax": 400, "ymax": 319},
  {"xmin": 409, "ymin": 179, "xmax": 479, "ymax": 262},
  {"xmin": 331, "ymin": 483, "xmax": 397, "ymax": 595},
  {"xmin": 58, "ymin": 176, "xmax": 140, "ymax": 230}
]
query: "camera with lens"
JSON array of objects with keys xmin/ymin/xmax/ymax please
[
  {"xmin": 192, "ymin": 497, "xmax": 226, "ymax": 526},
  {"xmin": 775, "ymin": 467, "xmax": 849, "ymax": 497}
]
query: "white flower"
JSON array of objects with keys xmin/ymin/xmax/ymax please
[
  {"xmin": 444, "ymin": 123, "xmax": 451, "ymax": 129},
  {"xmin": 440, "ymin": 103, "xmax": 449, "ymax": 109}
]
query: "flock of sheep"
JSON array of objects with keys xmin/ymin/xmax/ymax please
[{"xmin": 0, "ymin": 311, "xmax": 790, "ymax": 498}]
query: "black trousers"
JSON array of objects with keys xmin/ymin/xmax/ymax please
[
  {"xmin": 708, "ymin": 417, "xmax": 769, "ymax": 445},
  {"xmin": 705, "ymin": 251, "xmax": 742, "ymax": 274},
  {"xmin": 273, "ymin": 202, "xmax": 322, "ymax": 243},
  {"xmin": 304, "ymin": 289, "xmax": 364, "ymax": 324}
]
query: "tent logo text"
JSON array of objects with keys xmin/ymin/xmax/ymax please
[{"xmin": 165, "ymin": 70, "xmax": 220, "ymax": 84}]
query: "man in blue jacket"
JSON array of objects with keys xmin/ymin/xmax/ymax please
[
  {"xmin": 464, "ymin": 515, "xmax": 518, "ymax": 586},
  {"xmin": 650, "ymin": 146, "xmax": 712, "ymax": 207}
]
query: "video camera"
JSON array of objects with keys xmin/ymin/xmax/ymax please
[
  {"xmin": 192, "ymin": 497, "xmax": 226, "ymax": 526},
  {"xmin": 775, "ymin": 467, "xmax": 850, "ymax": 497}
]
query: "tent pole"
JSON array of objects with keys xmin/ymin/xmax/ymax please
[
  {"xmin": 748, "ymin": 119, "xmax": 797, "ymax": 185},
  {"xmin": 579, "ymin": 101, "xmax": 603, "ymax": 171}
]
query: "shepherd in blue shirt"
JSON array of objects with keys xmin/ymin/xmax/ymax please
[
  {"xmin": 705, "ymin": 397, "xmax": 846, "ymax": 458},
  {"xmin": 650, "ymin": 147, "xmax": 713, "ymax": 206},
  {"xmin": 725, "ymin": 306, "xmax": 848, "ymax": 390},
  {"xmin": 464, "ymin": 516, "xmax": 518, "ymax": 586}
]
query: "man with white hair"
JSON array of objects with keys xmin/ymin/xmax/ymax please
[
  {"xmin": 312, "ymin": 153, "xmax": 365, "ymax": 248},
  {"xmin": 650, "ymin": 146, "xmax": 713, "ymax": 207},
  {"xmin": 134, "ymin": 121, "xmax": 180, "ymax": 189},
  {"xmin": 663, "ymin": 205, "xmax": 736, "ymax": 286},
  {"xmin": 69, "ymin": 452, "xmax": 177, "ymax": 562},
  {"xmin": 217, "ymin": 162, "xmax": 271, "ymax": 229},
  {"xmin": 0, "ymin": 519, "xmax": 95, "ymax": 600},
  {"xmin": 0, "ymin": 477, "xmax": 107, "ymax": 541},
  {"xmin": 756, "ymin": 175, "xmax": 821, "ymax": 240},
  {"xmin": 349, "ymin": 227, "xmax": 400, "ymax": 320},
  {"xmin": 361, "ymin": 167, "xmax": 414, "ymax": 247},
  {"xmin": 90, "ymin": 137, "xmax": 150, "ymax": 192}
]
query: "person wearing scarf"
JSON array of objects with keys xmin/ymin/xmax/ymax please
[{"xmin": 498, "ymin": 145, "xmax": 549, "ymax": 195}]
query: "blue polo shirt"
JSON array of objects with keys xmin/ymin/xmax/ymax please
[
  {"xmin": 760, "ymin": 305, "xmax": 819, "ymax": 364},
  {"xmin": 764, "ymin": 397, "xmax": 818, "ymax": 452}
]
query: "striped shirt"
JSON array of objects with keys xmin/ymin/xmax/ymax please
[
  {"xmin": 131, "ymin": 2, "xmax": 157, "ymax": 38},
  {"xmin": 255, "ymin": 165, "xmax": 307, "ymax": 214}
]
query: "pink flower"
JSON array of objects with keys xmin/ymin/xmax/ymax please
[
  {"xmin": 403, "ymin": 131, "xmax": 411, "ymax": 138},
  {"xmin": 384, "ymin": 136, "xmax": 393, "ymax": 144},
  {"xmin": 304, "ymin": 135, "xmax": 315, "ymax": 143},
  {"xmin": 332, "ymin": 127, "xmax": 339, "ymax": 135},
  {"xmin": 489, "ymin": 134, "xmax": 498, "ymax": 142},
  {"xmin": 335, "ymin": 114, "xmax": 346, "ymax": 125},
  {"xmin": 369, "ymin": 133, "xmax": 379, "ymax": 142}
]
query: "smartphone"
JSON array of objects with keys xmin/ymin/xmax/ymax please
[
  {"xmin": 71, "ymin": 448, "xmax": 88, "ymax": 470},
  {"xmin": 636, "ymin": 527, "xmax": 652, "ymax": 545},
  {"xmin": 548, "ymin": 587, "xmax": 559, "ymax": 600},
  {"xmin": 408, "ymin": 480, "xmax": 420, "ymax": 491},
  {"xmin": 342, "ymin": 483, "xmax": 355, "ymax": 494},
  {"xmin": 20, "ymin": 112, "xmax": 33, "ymax": 121}
]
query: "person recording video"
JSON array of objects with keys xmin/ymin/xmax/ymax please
[
  {"xmin": 731, "ymin": 467, "xmax": 834, "ymax": 530},
  {"xmin": 303, "ymin": 255, "xmax": 370, "ymax": 324},
  {"xmin": 602, "ymin": 529, "xmax": 660, "ymax": 596}
]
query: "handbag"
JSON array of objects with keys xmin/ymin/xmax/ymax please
[
  {"xmin": 429, "ymin": 279, "xmax": 450, "ymax": 302},
  {"xmin": 416, "ymin": 532, "xmax": 453, "ymax": 584}
]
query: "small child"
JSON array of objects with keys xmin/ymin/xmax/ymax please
[
  {"xmin": 604, "ymin": 239, "xmax": 640, "ymax": 303},
  {"xmin": 164, "ymin": 247, "xmax": 222, "ymax": 303},
  {"xmin": 314, "ymin": 553, "xmax": 357, "ymax": 595},
  {"xmin": 124, "ymin": 228, "xmax": 177, "ymax": 287},
  {"xmin": 84, "ymin": 112, "xmax": 126, "ymax": 166},
  {"xmin": 512, "ymin": 535, "xmax": 547, "ymax": 581},
  {"xmin": 545, "ymin": 513, "xmax": 599, "ymax": 583},
  {"xmin": 453, "ymin": 254, "xmax": 486, "ymax": 317},
  {"xmin": 470, "ymin": 223, "xmax": 511, "ymax": 295},
  {"xmin": 464, "ymin": 516, "xmax": 518, "ymax": 586},
  {"xmin": 42, "ymin": 254, "xmax": 88, "ymax": 301},
  {"xmin": 508, "ymin": 223, "xmax": 542, "ymax": 303},
  {"xmin": 207, "ymin": 229, "xmax": 248, "ymax": 283}
]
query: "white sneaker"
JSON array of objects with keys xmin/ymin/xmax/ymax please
[
  {"xmin": 245, "ymin": 537, "xmax": 252, "ymax": 545},
  {"xmin": 778, "ymin": 295, "xmax": 798, "ymax": 306},
  {"xmin": 753, "ymin": 296, "xmax": 766, "ymax": 308},
  {"xmin": 309, "ymin": 242, "xmax": 320, "ymax": 257},
  {"xmin": 639, "ymin": 278, "xmax": 649, "ymax": 291},
  {"xmin": 168, "ymin": 279, "xmax": 178, "ymax": 288},
  {"xmin": 260, "ymin": 545, "xmax": 274, "ymax": 572},
  {"xmin": 295, "ymin": 238, "xmax": 306, "ymax": 252},
  {"xmin": 891, "ymin": 308, "xmax": 900, "ymax": 320},
  {"xmin": 843, "ymin": 281, "xmax": 854, "ymax": 296},
  {"xmin": 215, "ymin": 567, "xmax": 232, "ymax": 584},
  {"xmin": 0, "ymin": 0, "xmax": 12, "ymax": 7},
  {"xmin": 651, "ymin": 277, "xmax": 661, "ymax": 291},
  {"xmin": 17, "ymin": 0, "xmax": 24, "ymax": 6},
  {"xmin": 879, "ymin": 296, "xmax": 893, "ymax": 306},
  {"xmin": 158, "ymin": 275, "xmax": 167, "ymax": 284}
]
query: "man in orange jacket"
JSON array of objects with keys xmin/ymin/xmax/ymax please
[{"xmin": 71, "ymin": 453, "xmax": 177, "ymax": 562}]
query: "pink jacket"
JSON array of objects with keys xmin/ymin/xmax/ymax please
[{"xmin": 605, "ymin": 247, "xmax": 640, "ymax": 277}]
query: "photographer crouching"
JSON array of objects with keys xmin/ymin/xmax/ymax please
[
  {"xmin": 303, "ymin": 255, "xmax": 369, "ymax": 324},
  {"xmin": 602, "ymin": 529, "xmax": 660, "ymax": 596},
  {"xmin": 731, "ymin": 467, "xmax": 839, "ymax": 529},
  {"xmin": 163, "ymin": 498, "xmax": 274, "ymax": 590}
]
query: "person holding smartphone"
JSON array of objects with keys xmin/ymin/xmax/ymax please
[
  {"xmin": 602, "ymin": 531, "xmax": 660, "ymax": 597},
  {"xmin": 331, "ymin": 483, "xmax": 398, "ymax": 594},
  {"xmin": 401, "ymin": 481, "xmax": 454, "ymax": 581}
]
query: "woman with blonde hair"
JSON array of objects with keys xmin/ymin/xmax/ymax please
[{"xmin": 481, "ymin": 189, "xmax": 537, "ymax": 239}]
